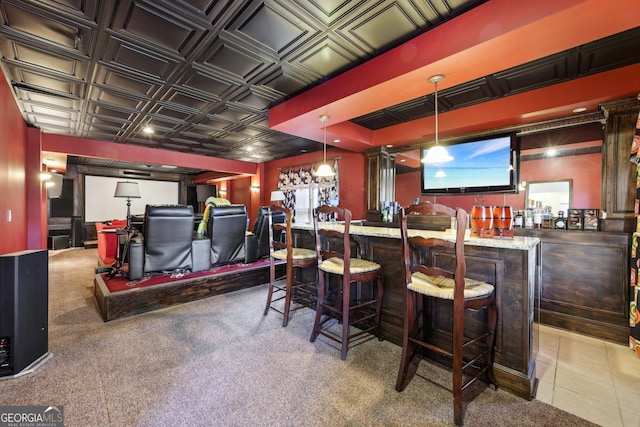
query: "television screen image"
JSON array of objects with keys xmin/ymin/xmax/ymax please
[{"xmin": 420, "ymin": 133, "xmax": 519, "ymax": 195}]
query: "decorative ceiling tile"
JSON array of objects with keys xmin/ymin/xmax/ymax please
[
  {"xmin": 0, "ymin": 0, "xmax": 632, "ymax": 175},
  {"xmin": 294, "ymin": 35, "xmax": 358, "ymax": 78},
  {"xmin": 91, "ymin": 94, "xmax": 144, "ymax": 113},
  {"xmin": 231, "ymin": 1, "xmax": 317, "ymax": 56},
  {"xmin": 95, "ymin": 67, "xmax": 158, "ymax": 98},
  {"xmin": 200, "ymin": 37, "xmax": 272, "ymax": 81},
  {"xmin": 344, "ymin": 2, "xmax": 420, "ymax": 51},
  {"xmin": 17, "ymin": 69, "xmax": 78, "ymax": 96},
  {"xmin": 11, "ymin": 42, "xmax": 81, "ymax": 76},
  {"xmin": 1, "ymin": 1, "xmax": 92, "ymax": 53},
  {"xmin": 110, "ymin": 0, "xmax": 205, "ymax": 56},
  {"xmin": 102, "ymin": 37, "xmax": 179, "ymax": 80},
  {"xmin": 176, "ymin": 68, "xmax": 233, "ymax": 100}
]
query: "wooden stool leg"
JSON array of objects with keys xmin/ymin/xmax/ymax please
[
  {"xmin": 375, "ymin": 273, "xmax": 384, "ymax": 340},
  {"xmin": 486, "ymin": 299, "xmax": 498, "ymax": 386},
  {"xmin": 452, "ymin": 299, "xmax": 464, "ymax": 427},
  {"xmin": 310, "ymin": 271, "xmax": 326, "ymax": 343},
  {"xmin": 341, "ymin": 276, "xmax": 350, "ymax": 361},
  {"xmin": 282, "ymin": 265, "xmax": 293, "ymax": 327},
  {"xmin": 396, "ymin": 289, "xmax": 415, "ymax": 391},
  {"xmin": 263, "ymin": 261, "xmax": 276, "ymax": 316}
]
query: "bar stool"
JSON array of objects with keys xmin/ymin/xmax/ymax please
[
  {"xmin": 395, "ymin": 202, "xmax": 497, "ymax": 426},
  {"xmin": 310, "ymin": 204, "xmax": 384, "ymax": 360},
  {"xmin": 263, "ymin": 205, "xmax": 317, "ymax": 327}
]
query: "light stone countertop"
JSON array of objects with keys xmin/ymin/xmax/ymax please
[{"xmin": 293, "ymin": 222, "xmax": 540, "ymax": 251}]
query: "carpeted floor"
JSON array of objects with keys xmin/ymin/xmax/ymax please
[{"xmin": 0, "ymin": 248, "xmax": 597, "ymax": 426}]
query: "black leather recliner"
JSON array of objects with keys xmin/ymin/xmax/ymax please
[
  {"xmin": 206, "ymin": 204, "xmax": 249, "ymax": 265},
  {"xmin": 250, "ymin": 206, "xmax": 286, "ymax": 260},
  {"xmin": 128, "ymin": 205, "xmax": 211, "ymax": 280}
]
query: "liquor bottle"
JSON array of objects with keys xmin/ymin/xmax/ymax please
[
  {"xmin": 555, "ymin": 211, "xmax": 566, "ymax": 230},
  {"xmin": 533, "ymin": 207, "xmax": 543, "ymax": 228},
  {"xmin": 513, "ymin": 210, "xmax": 523, "ymax": 228},
  {"xmin": 542, "ymin": 206, "xmax": 553, "ymax": 229},
  {"xmin": 524, "ymin": 209, "xmax": 534, "ymax": 229}
]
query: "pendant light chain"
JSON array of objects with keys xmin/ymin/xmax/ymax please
[
  {"xmin": 422, "ymin": 74, "xmax": 452, "ymax": 164},
  {"xmin": 323, "ymin": 116, "xmax": 328, "ymax": 162},
  {"xmin": 434, "ymin": 79, "xmax": 439, "ymax": 146},
  {"xmin": 315, "ymin": 114, "xmax": 335, "ymax": 177}
]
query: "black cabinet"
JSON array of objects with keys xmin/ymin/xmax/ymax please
[{"xmin": 0, "ymin": 250, "xmax": 49, "ymax": 377}]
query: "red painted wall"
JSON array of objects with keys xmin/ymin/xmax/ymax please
[
  {"xmin": 396, "ymin": 150, "xmax": 602, "ymax": 213},
  {"xmin": 263, "ymin": 147, "xmax": 367, "ymax": 219},
  {"xmin": 0, "ymin": 73, "xmax": 30, "ymax": 254}
]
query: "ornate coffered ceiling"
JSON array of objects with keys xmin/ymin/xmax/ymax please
[{"xmin": 0, "ymin": 0, "xmax": 638, "ymax": 176}]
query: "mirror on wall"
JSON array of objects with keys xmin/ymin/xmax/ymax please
[{"xmin": 524, "ymin": 180, "xmax": 572, "ymax": 215}]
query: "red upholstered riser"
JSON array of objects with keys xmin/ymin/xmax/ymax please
[{"xmin": 94, "ymin": 259, "xmax": 284, "ymax": 321}]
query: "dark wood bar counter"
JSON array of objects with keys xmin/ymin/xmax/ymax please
[{"xmin": 293, "ymin": 223, "xmax": 540, "ymax": 400}]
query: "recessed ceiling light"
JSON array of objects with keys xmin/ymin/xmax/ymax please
[
  {"xmin": 333, "ymin": 139, "xmax": 341, "ymax": 143},
  {"xmin": 246, "ymin": 147, "xmax": 254, "ymax": 152},
  {"xmin": 546, "ymin": 148, "xmax": 558, "ymax": 157},
  {"xmin": 143, "ymin": 126, "xmax": 154, "ymax": 134},
  {"xmin": 572, "ymin": 107, "xmax": 587, "ymax": 113},
  {"xmin": 386, "ymin": 144, "xmax": 393, "ymax": 148},
  {"xmin": 400, "ymin": 159, "xmax": 406, "ymax": 163},
  {"xmin": 161, "ymin": 165, "xmax": 177, "ymax": 169}
]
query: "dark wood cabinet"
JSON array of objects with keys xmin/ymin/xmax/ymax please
[{"xmin": 514, "ymin": 228, "xmax": 630, "ymax": 343}]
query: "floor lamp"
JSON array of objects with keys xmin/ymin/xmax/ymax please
[
  {"xmin": 114, "ymin": 181, "xmax": 141, "ymax": 229},
  {"xmin": 271, "ymin": 190, "xmax": 285, "ymax": 206}
]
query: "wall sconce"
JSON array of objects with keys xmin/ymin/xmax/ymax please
[
  {"xmin": 250, "ymin": 185, "xmax": 260, "ymax": 192},
  {"xmin": 41, "ymin": 171, "xmax": 63, "ymax": 198}
]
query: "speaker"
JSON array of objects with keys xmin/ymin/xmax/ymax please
[
  {"xmin": 196, "ymin": 184, "xmax": 217, "ymax": 202},
  {"xmin": 71, "ymin": 216, "xmax": 83, "ymax": 247},
  {"xmin": 0, "ymin": 250, "xmax": 48, "ymax": 376}
]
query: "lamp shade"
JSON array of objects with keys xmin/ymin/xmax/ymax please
[
  {"xmin": 422, "ymin": 145, "xmax": 453, "ymax": 163},
  {"xmin": 46, "ymin": 173, "xmax": 64, "ymax": 199},
  {"xmin": 315, "ymin": 163, "xmax": 335, "ymax": 177},
  {"xmin": 313, "ymin": 113, "xmax": 336, "ymax": 178},
  {"xmin": 270, "ymin": 190, "xmax": 285, "ymax": 202},
  {"xmin": 114, "ymin": 181, "xmax": 141, "ymax": 198}
]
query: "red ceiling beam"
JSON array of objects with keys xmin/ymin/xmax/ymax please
[
  {"xmin": 269, "ymin": 0, "xmax": 640, "ymax": 151},
  {"xmin": 376, "ymin": 65, "xmax": 640, "ymax": 147},
  {"xmin": 41, "ymin": 133, "xmax": 257, "ymax": 175}
]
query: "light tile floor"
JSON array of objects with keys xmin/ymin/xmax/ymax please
[{"xmin": 535, "ymin": 324, "xmax": 640, "ymax": 427}]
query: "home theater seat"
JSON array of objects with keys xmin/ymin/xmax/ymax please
[
  {"xmin": 128, "ymin": 205, "xmax": 211, "ymax": 280},
  {"xmin": 205, "ymin": 204, "xmax": 249, "ymax": 266}
]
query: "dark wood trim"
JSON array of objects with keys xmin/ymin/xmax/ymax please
[
  {"xmin": 94, "ymin": 262, "xmax": 282, "ymax": 321},
  {"xmin": 513, "ymin": 228, "xmax": 630, "ymax": 343},
  {"xmin": 601, "ymin": 102, "xmax": 640, "ymax": 233}
]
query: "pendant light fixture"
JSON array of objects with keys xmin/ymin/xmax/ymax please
[
  {"xmin": 314, "ymin": 114, "xmax": 335, "ymax": 177},
  {"xmin": 422, "ymin": 74, "xmax": 453, "ymax": 164}
]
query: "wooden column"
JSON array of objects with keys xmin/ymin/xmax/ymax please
[
  {"xmin": 365, "ymin": 147, "xmax": 396, "ymax": 221},
  {"xmin": 600, "ymin": 98, "xmax": 640, "ymax": 232}
]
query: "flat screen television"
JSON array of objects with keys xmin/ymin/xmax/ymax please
[{"xmin": 420, "ymin": 132, "xmax": 520, "ymax": 195}]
